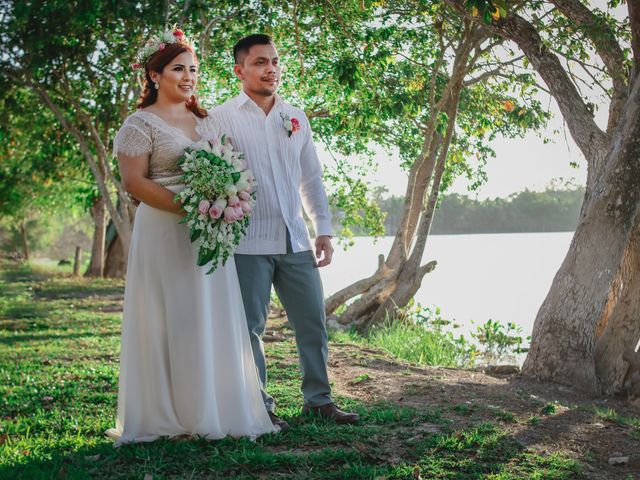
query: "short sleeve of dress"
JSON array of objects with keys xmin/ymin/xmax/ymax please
[{"xmin": 113, "ymin": 114, "xmax": 152, "ymax": 158}]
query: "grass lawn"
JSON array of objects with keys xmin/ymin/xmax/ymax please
[{"xmin": 0, "ymin": 260, "xmax": 585, "ymax": 479}]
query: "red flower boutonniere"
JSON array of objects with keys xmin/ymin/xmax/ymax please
[{"xmin": 280, "ymin": 112, "xmax": 301, "ymax": 138}]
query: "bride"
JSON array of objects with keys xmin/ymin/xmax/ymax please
[{"xmin": 106, "ymin": 28, "xmax": 278, "ymax": 446}]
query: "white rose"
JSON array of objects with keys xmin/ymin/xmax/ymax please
[
  {"xmin": 225, "ymin": 184, "xmax": 237, "ymax": 196},
  {"xmin": 223, "ymin": 149, "xmax": 234, "ymax": 162},
  {"xmin": 211, "ymin": 145, "xmax": 222, "ymax": 157},
  {"xmin": 235, "ymin": 179, "xmax": 250, "ymax": 191}
]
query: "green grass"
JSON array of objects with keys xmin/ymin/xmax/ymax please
[
  {"xmin": 0, "ymin": 260, "xmax": 581, "ymax": 479},
  {"xmin": 594, "ymin": 406, "xmax": 640, "ymax": 438},
  {"xmin": 330, "ymin": 319, "xmax": 473, "ymax": 367}
]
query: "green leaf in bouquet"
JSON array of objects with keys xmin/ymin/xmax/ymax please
[
  {"xmin": 231, "ymin": 172, "xmax": 241, "ymax": 182},
  {"xmin": 197, "ymin": 247, "xmax": 215, "ymax": 266},
  {"xmin": 204, "ymin": 244, "xmax": 222, "ymax": 274},
  {"xmin": 190, "ymin": 229, "xmax": 202, "ymax": 242}
]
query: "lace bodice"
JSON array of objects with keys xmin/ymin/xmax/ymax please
[{"xmin": 113, "ymin": 110, "xmax": 222, "ymax": 184}]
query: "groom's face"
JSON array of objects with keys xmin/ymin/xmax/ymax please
[{"xmin": 234, "ymin": 43, "xmax": 280, "ymax": 97}]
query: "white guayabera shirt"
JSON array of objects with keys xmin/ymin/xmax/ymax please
[{"xmin": 211, "ymin": 91, "xmax": 332, "ymax": 255}]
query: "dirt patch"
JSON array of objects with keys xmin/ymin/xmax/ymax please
[{"xmin": 271, "ymin": 317, "xmax": 640, "ymax": 479}]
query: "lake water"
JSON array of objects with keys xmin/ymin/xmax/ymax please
[{"xmin": 319, "ymin": 232, "xmax": 574, "ymax": 340}]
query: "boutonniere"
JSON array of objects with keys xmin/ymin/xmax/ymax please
[{"xmin": 280, "ymin": 112, "xmax": 301, "ymax": 138}]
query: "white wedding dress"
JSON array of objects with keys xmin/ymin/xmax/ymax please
[{"xmin": 106, "ymin": 110, "xmax": 278, "ymax": 446}]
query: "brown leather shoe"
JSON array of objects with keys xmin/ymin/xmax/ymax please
[
  {"xmin": 301, "ymin": 403, "xmax": 360, "ymax": 424},
  {"xmin": 268, "ymin": 411, "xmax": 290, "ymax": 432}
]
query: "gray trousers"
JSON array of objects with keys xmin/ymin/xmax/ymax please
[{"xmin": 234, "ymin": 234, "xmax": 332, "ymax": 411}]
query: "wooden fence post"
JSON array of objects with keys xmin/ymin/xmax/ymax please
[{"xmin": 73, "ymin": 246, "xmax": 81, "ymax": 276}]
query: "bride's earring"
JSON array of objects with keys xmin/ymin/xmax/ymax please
[{"xmin": 154, "ymin": 81, "xmax": 160, "ymax": 90}]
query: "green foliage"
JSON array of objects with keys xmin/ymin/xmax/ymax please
[
  {"xmin": 0, "ymin": 1, "xmax": 556, "ymax": 246},
  {"xmin": 0, "ymin": 89, "xmax": 92, "ymax": 220},
  {"xmin": 472, "ymin": 319, "xmax": 529, "ymax": 359},
  {"xmin": 466, "ymin": 0, "xmax": 509, "ymax": 23},
  {"xmin": 541, "ymin": 402, "xmax": 559, "ymax": 415}
]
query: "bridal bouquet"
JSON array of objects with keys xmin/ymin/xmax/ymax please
[{"xmin": 176, "ymin": 136, "xmax": 256, "ymax": 274}]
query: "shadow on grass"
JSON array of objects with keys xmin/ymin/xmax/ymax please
[
  {"xmin": 0, "ymin": 303, "xmax": 52, "ymax": 321},
  {"xmin": 0, "ymin": 330, "xmax": 119, "ymax": 346},
  {"xmin": 1, "ymin": 263, "xmax": 53, "ymax": 284},
  {"xmin": 33, "ymin": 285, "xmax": 124, "ymax": 301}
]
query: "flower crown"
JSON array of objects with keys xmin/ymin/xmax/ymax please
[{"xmin": 131, "ymin": 26, "xmax": 192, "ymax": 70}]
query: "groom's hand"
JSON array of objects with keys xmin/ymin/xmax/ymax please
[{"xmin": 314, "ymin": 235, "xmax": 334, "ymax": 268}]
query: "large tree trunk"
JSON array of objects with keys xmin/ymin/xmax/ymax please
[
  {"xmin": 522, "ymin": 77, "xmax": 640, "ymax": 393},
  {"xmin": 85, "ymin": 196, "xmax": 106, "ymax": 277},
  {"xmin": 439, "ymin": 0, "xmax": 640, "ymax": 399},
  {"xmin": 104, "ymin": 234, "xmax": 126, "ymax": 278}
]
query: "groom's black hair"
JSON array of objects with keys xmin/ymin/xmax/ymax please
[{"xmin": 233, "ymin": 34, "xmax": 274, "ymax": 64}]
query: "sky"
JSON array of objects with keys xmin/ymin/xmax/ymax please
[
  {"xmin": 344, "ymin": 108, "xmax": 590, "ymax": 200},
  {"xmin": 316, "ymin": 0, "xmax": 625, "ymax": 201}
]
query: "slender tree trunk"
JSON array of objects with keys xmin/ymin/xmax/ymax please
[
  {"xmin": 85, "ymin": 196, "xmax": 106, "ymax": 277},
  {"xmin": 522, "ymin": 77, "xmax": 640, "ymax": 393},
  {"xmin": 19, "ymin": 220, "xmax": 29, "ymax": 262},
  {"xmin": 325, "ymin": 25, "xmax": 479, "ymax": 331},
  {"xmin": 328, "ymin": 74, "xmax": 463, "ymax": 332}
]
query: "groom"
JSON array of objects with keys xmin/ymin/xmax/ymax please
[{"xmin": 212, "ymin": 34, "xmax": 359, "ymax": 430}]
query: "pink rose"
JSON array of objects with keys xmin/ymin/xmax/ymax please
[
  {"xmin": 198, "ymin": 199, "xmax": 211, "ymax": 214},
  {"xmin": 291, "ymin": 117, "xmax": 301, "ymax": 133},
  {"xmin": 238, "ymin": 191, "xmax": 251, "ymax": 201},
  {"xmin": 224, "ymin": 206, "xmax": 237, "ymax": 223},
  {"xmin": 209, "ymin": 206, "xmax": 223, "ymax": 219},
  {"xmin": 131, "ymin": 63, "xmax": 141, "ymax": 70},
  {"xmin": 158, "ymin": 43, "xmax": 166, "ymax": 50},
  {"xmin": 233, "ymin": 206, "xmax": 244, "ymax": 219},
  {"xmin": 240, "ymin": 201, "xmax": 252, "ymax": 213},
  {"xmin": 227, "ymin": 195, "xmax": 240, "ymax": 207}
]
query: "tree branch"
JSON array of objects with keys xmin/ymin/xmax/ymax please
[
  {"xmin": 549, "ymin": 0, "xmax": 628, "ymax": 132},
  {"xmin": 22, "ymin": 77, "xmax": 123, "ymax": 229},
  {"xmin": 443, "ymin": 0, "xmax": 610, "ymax": 176},
  {"xmin": 629, "ymin": 0, "xmax": 640, "ymax": 81},
  {"xmin": 198, "ymin": 12, "xmax": 239, "ymax": 59}
]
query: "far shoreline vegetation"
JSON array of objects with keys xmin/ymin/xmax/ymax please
[{"xmin": 332, "ymin": 185, "xmax": 585, "ymax": 237}]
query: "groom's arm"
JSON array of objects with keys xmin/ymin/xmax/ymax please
[{"xmin": 298, "ymin": 113, "xmax": 333, "ymax": 266}]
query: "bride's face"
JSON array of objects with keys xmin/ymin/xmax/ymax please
[
  {"xmin": 152, "ymin": 51, "xmax": 198, "ymax": 102},
  {"xmin": 234, "ymin": 43, "xmax": 280, "ymax": 97}
]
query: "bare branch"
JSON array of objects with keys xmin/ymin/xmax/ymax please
[
  {"xmin": 198, "ymin": 11, "xmax": 239, "ymax": 59},
  {"xmin": 574, "ymin": 57, "xmax": 612, "ymax": 100},
  {"xmin": 463, "ymin": 69, "xmax": 513, "ymax": 86}
]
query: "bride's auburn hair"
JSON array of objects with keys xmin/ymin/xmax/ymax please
[{"xmin": 137, "ymin": 42, "xmax": 208, "ymax": 118}]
